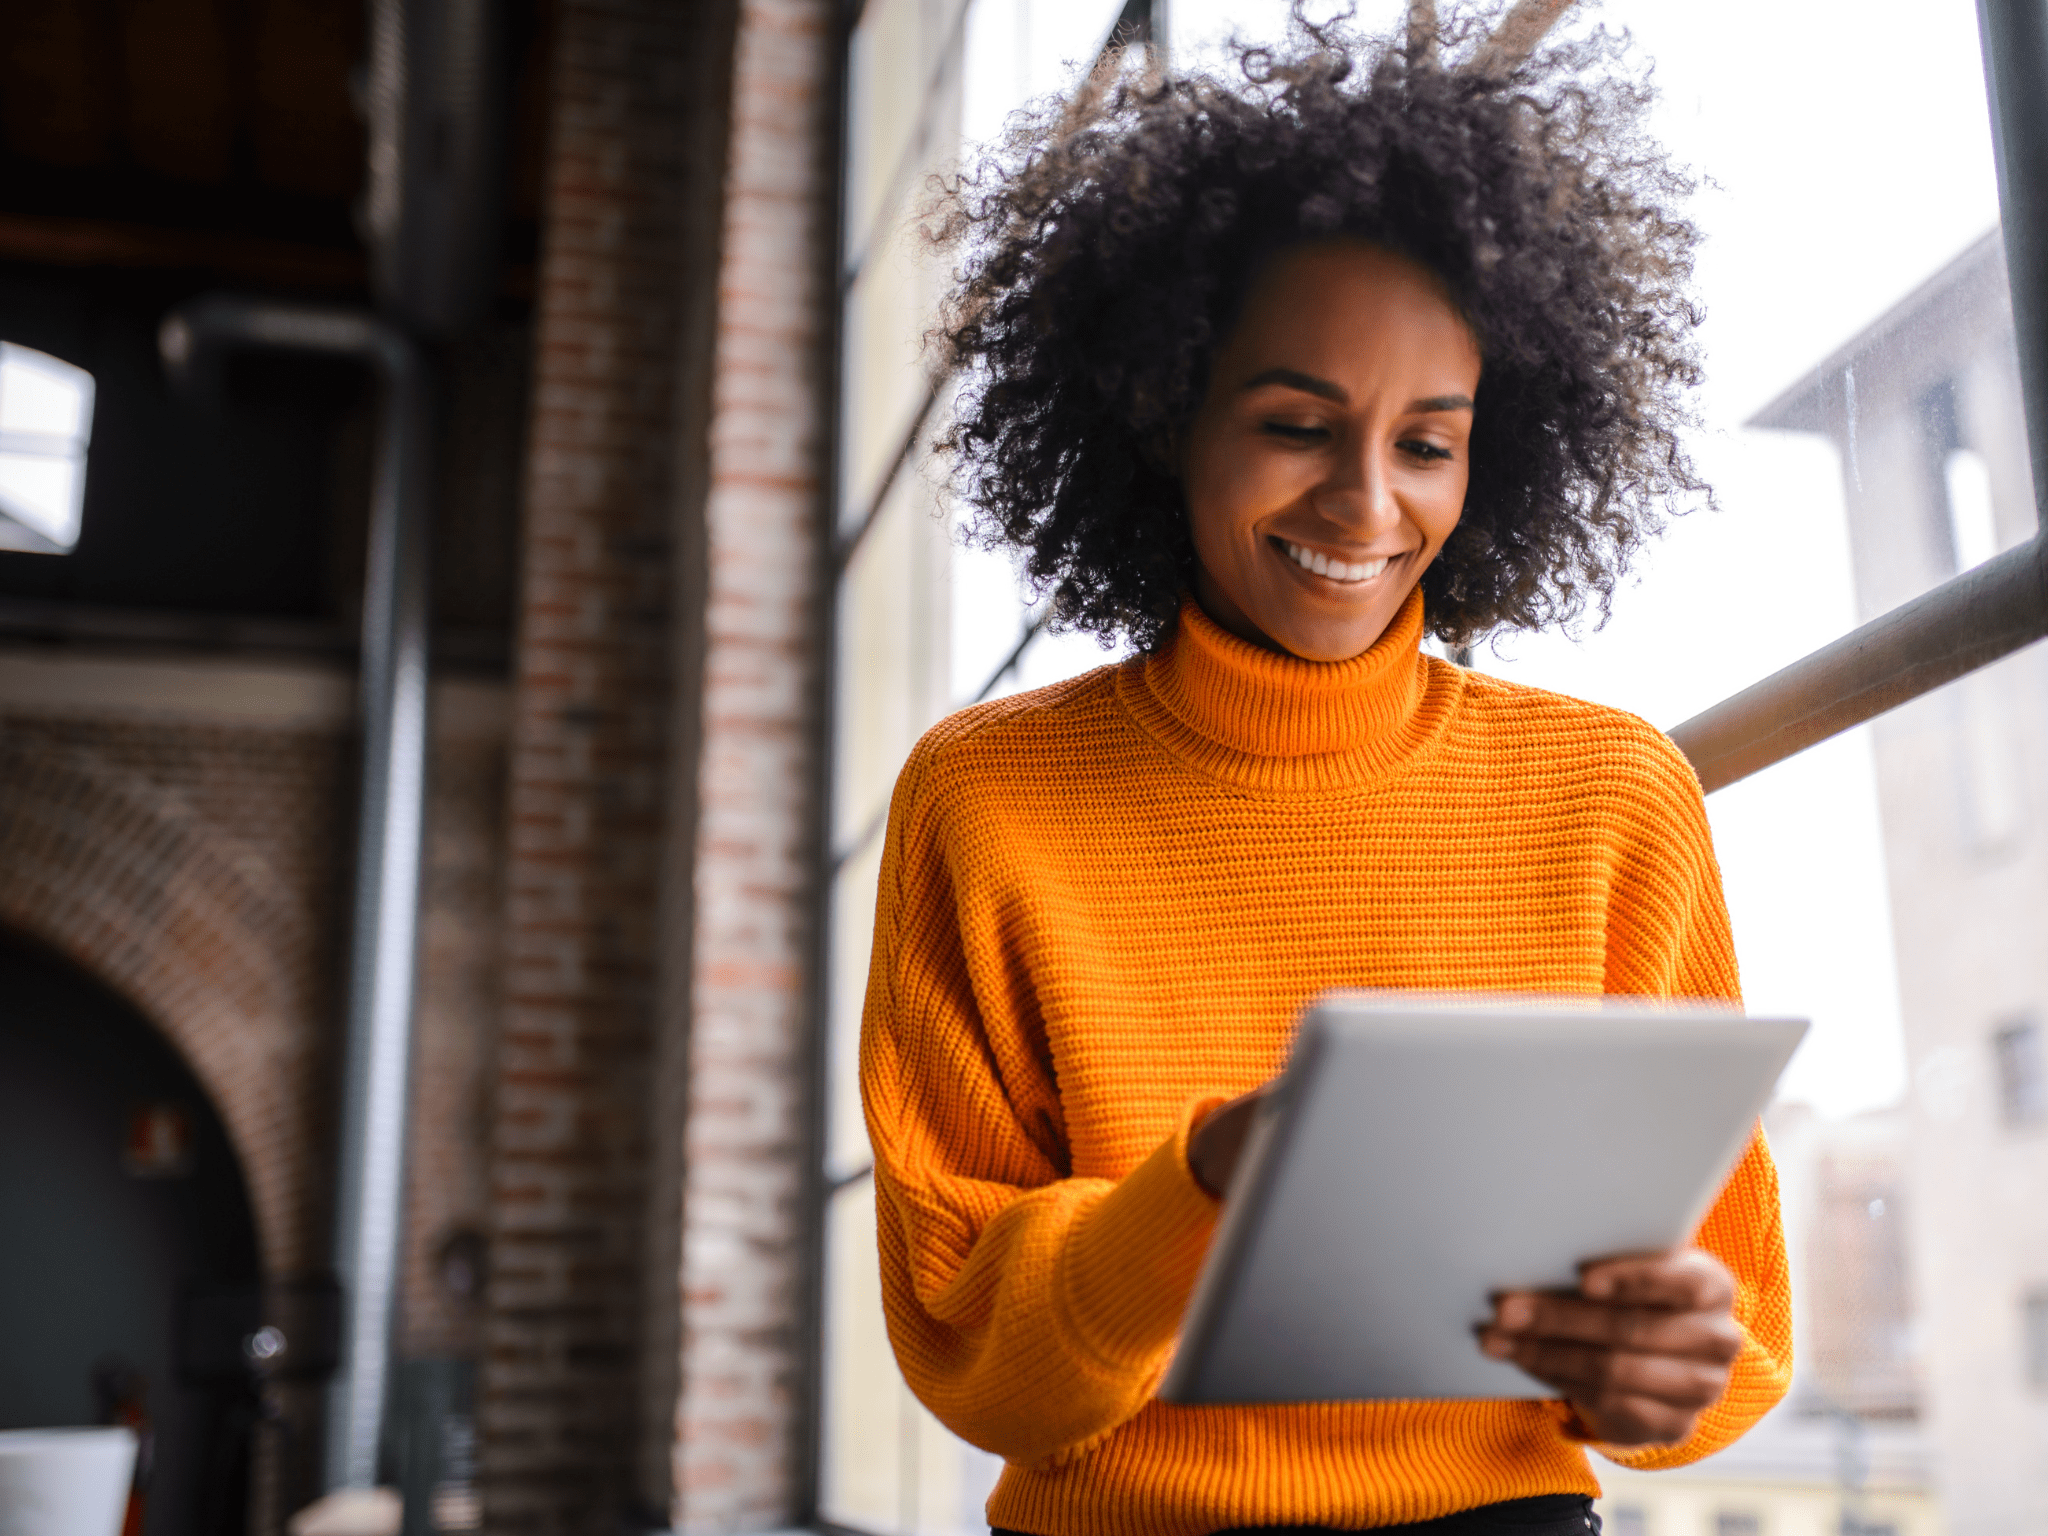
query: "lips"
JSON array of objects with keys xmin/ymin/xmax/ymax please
[{"xmin": 1279, "ymin": 538, "xmax": 1392, "ymax": 585}]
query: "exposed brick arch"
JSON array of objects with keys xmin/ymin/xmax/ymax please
[{"xmin": 0, "ymin": 731, "xmax": 325, "ymax": 1274}]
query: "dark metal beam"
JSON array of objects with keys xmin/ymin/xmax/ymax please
[
  {"xmin": 1979, "ymin": 0, "xmax": 2048, "ymax": 505},
  {"xmin": 970, "ymin": 616, "xmax": 1044, "ymax": 704}
]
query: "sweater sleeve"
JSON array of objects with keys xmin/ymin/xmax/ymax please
[
  {"xmin": 1592, "ymin": 729, "xmax": 1794, "ymax": 1468},
  {"xmin": 858, "ymin": 738, "xmax": 1224, "ymax": 1467}
]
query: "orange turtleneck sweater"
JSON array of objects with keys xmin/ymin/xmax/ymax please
[{"xmin": 859, "ymin": 591, "xmax": 1792, "ymax": 1535}]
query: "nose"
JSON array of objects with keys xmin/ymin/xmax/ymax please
[{"xmin": 1311, "ymin": 435, "xmax": 1402, "ymax": 538}]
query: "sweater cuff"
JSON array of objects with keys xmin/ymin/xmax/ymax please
[{"xmin": 1055, "ymin": 1097, "xmax": 1228, "ymax": 1376}]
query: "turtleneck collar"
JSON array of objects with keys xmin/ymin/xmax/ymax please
[{"xmin": 1114, "ymin": 586, "xmax": 1461, "ymax": 794}]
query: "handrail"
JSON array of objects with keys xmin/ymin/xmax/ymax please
[{"xmin": 1667, "ymin": 536, "xmax": 2048, "ymax": 793}]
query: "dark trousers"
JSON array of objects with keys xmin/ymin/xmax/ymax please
[{"xmin": 996, "ymin": 1494, "xmax": 1600, "ymax": 1536}]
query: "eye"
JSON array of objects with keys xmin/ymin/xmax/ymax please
[
  {"xmin": 1261, "ymin": 421, "xmax": 1329, "ymax": 443},
  {"xmin": 1398, "ymin": 438, "xmax": 1454, "ymax": 463}
]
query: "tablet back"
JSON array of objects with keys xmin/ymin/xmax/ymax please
[{"xmin": 1159, "ymin": 996, "xmax": 1806, "ymax": 1404}]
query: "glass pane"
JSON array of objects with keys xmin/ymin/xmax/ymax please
[
  {"xmin": 0, "ymin": 341, "xmax": 94, "ymax": 554},
  {"xmin": 834, "ymin": 468, "xmax": 953, "ymax": 847},
  {"xmin": 827, "ymin": 833, "xmax": 886, "ymax": 1180},
  {"xmin": 828, "ymin": 6, "xmax": 1156, "ymax": 1529},
  {"xmin": 1170, "ymin": 0, "xmax": 1404, "ymax": 74},
  {"xmin": 961, "ymin": 0, "xmax": 1129, "ymax": 151},
  {"xmin": 822, "ymin": 1179, "xmax": 1006, "ymax": 1536},
  {"xmin": 972, "ymin": 620, "xmax": 1129, "ymax": 705},
  {"xmin": 946, "ymin": 523, "xmax": 1035, "ymax": 705},
  {"xmin": 846, "ymin": 0, "xmax": 967, "ymax": 274},
  {"xmin": 841, "ymin": 216, "xmax": 949, "ymax": 537},
  {"xmin": 822, "ymin": 1178, "xmax": 904, "ymax": 1530},
  {"xmin": 948, "ymin": 515, "xmax": 1131, "ymax": 708}
]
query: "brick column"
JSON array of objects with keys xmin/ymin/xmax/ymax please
[
  {"xmin": 672, "ymin": 0, "xmax": 836, "ymax": 1527},
  {"xmin": 483, "ymin": 1, "xmax": 704, "ymax": 1527}
]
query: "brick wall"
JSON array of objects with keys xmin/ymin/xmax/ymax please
[
  {"xmin": 0, "ymin": 715, "xmax": 341, "ymax": 1276},
  {"xmin": 485, "ymin": 0, "xmax": 835, "ymax": 1526},
  {"xmin": 482, "ymin": 0, "xmax": 723, "ymax": 1525},
  {"xmin": 672, "ymin": 0, "xmax": 835, "ymax": 1527},
  {"xmin": 0, "ymin": 670, "xmax": 513, "ymax": 1527}
]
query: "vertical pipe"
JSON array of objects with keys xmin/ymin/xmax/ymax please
[
  {"xmin": 159, "ymin": 299, "xmax": 433, "ymax": 1493},
  {"xmin": 326, "ymin": 338, "xmax": 435, "ymax": 1491},
  {"xmin": 1978, "ymin": 0, "xmax": 2048, "ymax": 507}
]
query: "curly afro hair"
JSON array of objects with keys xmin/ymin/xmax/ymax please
[{"xmin": 930, "ymin": 7, "xmax": 1709, "ymax": 650}]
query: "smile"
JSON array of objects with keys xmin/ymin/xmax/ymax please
[{"xmin": 1279, "ymin": 539, "xmax": 1392, "ymax": 585}]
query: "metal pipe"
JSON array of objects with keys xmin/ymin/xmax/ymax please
[
  {"xmin": 1666, "ymin": 537, "xmax": 2048, "ymax": 793},
  {"xmin": 1979, "ymin": 0, "xmax": 2048, "ymax": 506},
  {"xmin": 1668, "ymin": 0, "xmax": 2048, "ymax": 793},
  {"xmin": 160, "ymin": 297, "xmax": 434, "ymax": 1491}
]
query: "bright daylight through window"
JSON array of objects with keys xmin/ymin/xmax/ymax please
[
  {"xmin": 0, "ymin": 341, "xmax": 94, "ymax": 555},
  {"xmin": 823, "ymin": 1, "xmax": 2047, "ymax": 1532}
]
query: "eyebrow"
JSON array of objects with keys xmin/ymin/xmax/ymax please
[{"xmin": 1239, "ymin": 368, "xmax": 1473, "ymax": 414}]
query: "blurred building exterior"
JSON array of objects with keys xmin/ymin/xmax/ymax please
[
  {"xmin": 1597, "ymin": 1104, "xmax": 1942, "ymax": 1536},
  {"xmin": 1750, "ymin": 231, "xmax": 2048, "ymax": 1536},
  {"xmin": 1594, "ymin": 223, "xmax": 2048, "ymax": 1536}
]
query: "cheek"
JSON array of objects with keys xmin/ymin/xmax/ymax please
[
  {"xmin": 1184, "ymin": 443, "xmax": 1270, "ymax": 554},
  {"xmin": 1425, "ymin": 466, "xmax": 1470, "ymax": 548}
]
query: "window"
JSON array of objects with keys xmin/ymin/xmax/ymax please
[
  {"xmin": 0, "ymin": 341, "xmax": 94, "ymax": 555},
  {"xmin": 1943, "ymin": 447, "xmax": 2000, "ymax": 571},
  {"xmin": 818, "ymin": 0, "xmax": 2048, "ymax": 1532},
  {"xmin": 2025, "ymin": 1288, "xmax": 2048, "ymax": 1392},
  {"xmin": 824, "ymin": 3, "xmax": 1140, "ymax": 1529},
  {"xmin": 1995, "ymin": 1020, "xmax": 2045, "ymax": 1129}
]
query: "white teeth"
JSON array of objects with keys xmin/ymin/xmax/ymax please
[{"xmin": 1283, "ymin": 541, "xmax": 1390, "ymax": 584}]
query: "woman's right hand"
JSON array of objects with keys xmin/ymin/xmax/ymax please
[{"xmin": 1187, "ymin": 1089, "xmax": 1267, "ymax": 1197}]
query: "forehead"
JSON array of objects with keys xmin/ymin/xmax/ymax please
[{"xmin": 1224, "ymin": 240, "xmax": 1481, "ymax": 384}]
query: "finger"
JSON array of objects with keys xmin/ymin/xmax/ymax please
[
  {"xmin": 1580, "ymin": 1248, "xmax": 1735, "ymax": 1311},
  {"xmin": 1569, "ymin": 1391, "xmax": 1705, "ymax": 1448},
  {"xmin": 1489, "ymin": 1293, "xmax": 1743, "ymax": 1362},
  {"xmin": 1480, "ymin": 1336, "xmax": 1731, "ymax": 1409}
]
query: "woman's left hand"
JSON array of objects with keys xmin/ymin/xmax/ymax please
[{"xmin": 1476, "ymin": 1247, "xmax": 1743, "ymax": 1447}]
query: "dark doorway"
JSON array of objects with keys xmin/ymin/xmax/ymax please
[{"xmin": 0, "ymin": 931, "xmax": 262, "ymax": 1536}]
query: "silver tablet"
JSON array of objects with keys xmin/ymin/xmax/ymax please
[{"xmin": 1159, "ymin": 994, "xmax": 1806, "ymax": 1404}]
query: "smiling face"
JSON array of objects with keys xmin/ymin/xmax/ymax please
[{"xmin": 1180, "ymin": 240, "xmax": 1483, "ymax": 662}]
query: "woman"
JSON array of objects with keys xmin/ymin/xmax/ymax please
[{"xmin": 859, "ymin": 14, "xmax": 1791, "ymax": 1535}]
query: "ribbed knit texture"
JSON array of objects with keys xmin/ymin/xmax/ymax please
[{"xmin": 860, "ymin": 590, "xmax": 1793, "ymax": 1536}]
